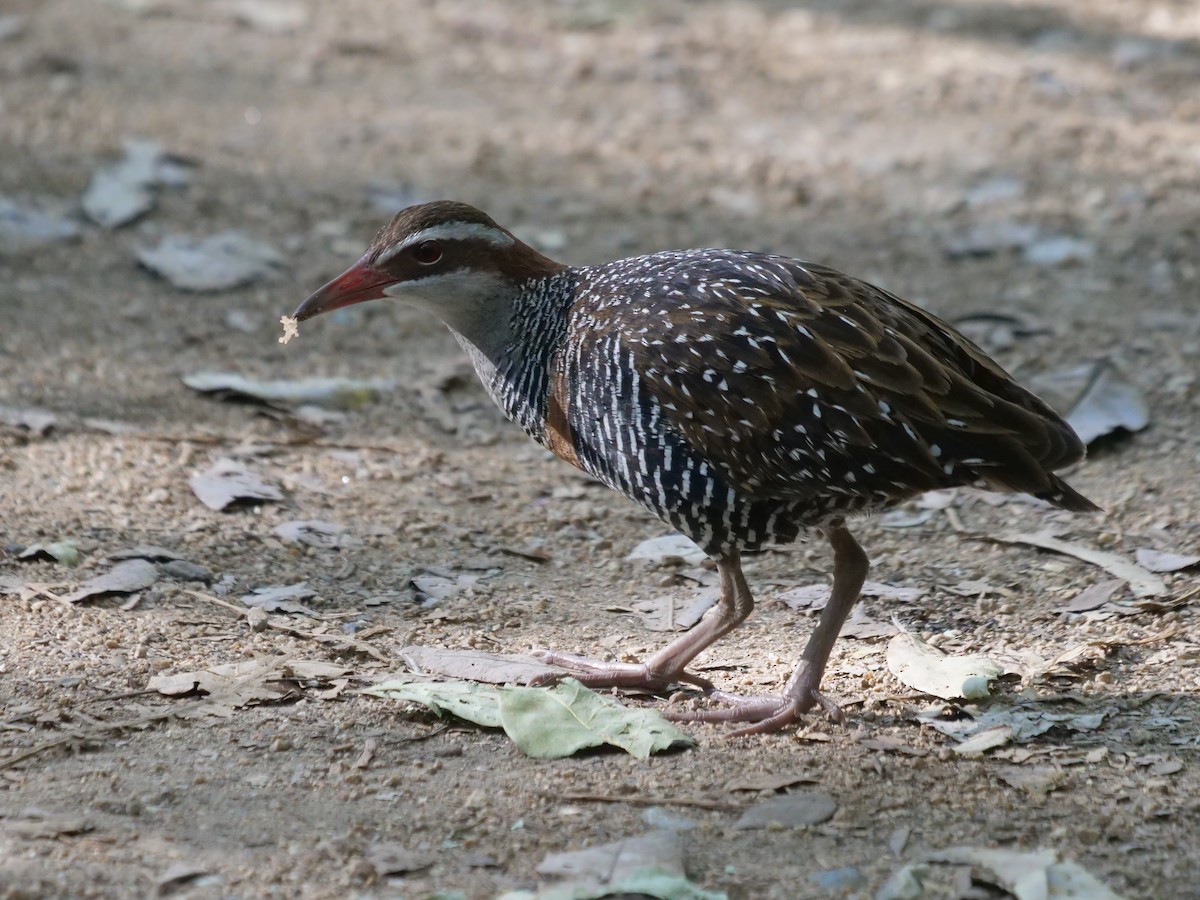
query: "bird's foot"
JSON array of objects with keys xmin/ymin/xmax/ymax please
[
  {"xmin": 527, "ymin": 649, "xmax": 715, "ymax": 694},
  {"xmin": 664, "ymin": 666, "xmax": 843, "ymax": 737}
]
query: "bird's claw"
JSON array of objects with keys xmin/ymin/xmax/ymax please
[
  {"xmin": 665, "ymin": 684, "xmax": 843, "ymax": 737},
  {"xmin": 526, "ymin": 649, "xmax": 714, "ymax": 693}
]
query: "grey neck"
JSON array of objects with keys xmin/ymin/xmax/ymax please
[{"xmin": 443, "ymin": 270, "xmax": 575, "ymax": 440}]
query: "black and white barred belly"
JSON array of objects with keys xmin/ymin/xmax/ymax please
[{"xmin": 559, "ymin": 330, "xmax": 837, "ymax": 556}]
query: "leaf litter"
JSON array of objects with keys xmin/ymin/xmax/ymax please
[
  {"xmin": 182, "ymin": 371, "xmax": 394, "ymax": 409},
  {"xmin": 189, "ymin": 457, "xmax": 283, "ymax": 511},
  {"xmin": 0, "ymin": 404, "xmax": 58, "ymax": 435},
  {"xmin": 399, "ymin": 647, "xmax": 564, "ymax": 685},
  {"xmin": 364, "ymin": 676, "xmax": 694, "ymax": 759},
  {"xmin": 631, "ymin": 587, "xmax": 719, "ymax": 631},
  {"xmin": 923, "ymin": 846, "xmax": 1123, "ymax": 900},
  {"xmin": 62, "ymin": 559, "xmax": 157, "ymax": 604},
  {"xmin": 1029, "ymin": 359, "xmax": 1150, "ymax": 445},
  {"xmin": 17, "ymin": 540, "xmax": 81, "ymax": 566},
  {"xmin": 626, "ymin": 534, "xmax": 708, "ymax": 565},
  {"xmin": 498, "ymin": 830, "xmax": 725, "ymax": 900},
  {"xmin": 987, "ymin": 530, "xmax": 1166, "ymax": 597},
  {"xmin": 81, "ymin": 138, "xmax": 193, "ymax": 228},
  {"xmin": 886, "ymin": 629, "xmax": 1003, "ymax": 701},
  {"xmin": 241, "ymin": 583, "xmax": 318, "ymax": 616},
  {"xmin": 137, "ymin": 232, "xmax": 281, "ymax": 291}
]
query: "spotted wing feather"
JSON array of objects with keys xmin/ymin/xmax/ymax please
[{"xmin": 605, "ymin": 251, "xmax": 1095, "ymax": 511}]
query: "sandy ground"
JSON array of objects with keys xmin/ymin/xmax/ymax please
[{"xmin": 2, "ymin": 1, "xmax": 1199, "ymax": 897}]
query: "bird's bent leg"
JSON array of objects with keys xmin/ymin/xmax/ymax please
[
  {"xmin": 529, "ymin": 551, "xmax": 754, "ymax": 693},
  {"xmin": 666, "ymin": 524, "xmax": 869, "ymax": 736}
]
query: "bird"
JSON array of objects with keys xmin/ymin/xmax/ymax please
[{"xmin": 291, "ymin": 200, "xmax": 1099, "ymax": 736}]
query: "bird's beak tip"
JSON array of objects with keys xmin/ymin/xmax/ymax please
[{"xmin": 291, "ymin": 258, "xmax": 393, "ymax": 322}]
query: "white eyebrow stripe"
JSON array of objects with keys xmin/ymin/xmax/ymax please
[{"xmin": 377, "ymin": 222, "xmax": 515, "ymax": 264}]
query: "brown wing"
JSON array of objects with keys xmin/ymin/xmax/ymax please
[{"xmin": 622, "ymin": 252, "xmax": 1096, "ymax": 510}]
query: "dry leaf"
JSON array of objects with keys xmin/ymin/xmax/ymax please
[
  {"xmin": 189, "ymin": 458, "xmax": 283, "ymax": 511},
  {"xmin": 781, "ymin": 580, "xmax": 922, "ymax": 610},
  {"xmin": 63, "ymin": 559, "xmax": 157, "ymax": 604},
  {"xmin": 991, "ymin": 531, "xmax": 1166, "ymax": 597},
  {"xmin": 182, "ymin": 372, "xmax": 392, "ymax": 409},
  {"xmin": 924, "ymin": 846, "xmax": 1122, "ymax": 900},
  {"xmin": 529, "ymin": 829, "xmax": 723, "ymax": 899},
  {"xmin": 138, "ymin": 232, "xmax": 281, "ymax": 291},
  {"xmin": 82, "ymin": 139, "xmax": 191, "ymax": 228},
  {"xmin": 1031, "ymin": 359, "xmax": 1149, "ymax": 445},
  {"xmin": 626, "ymin": 534, "xmax": 707, "ymax": 565},
  {"xmin": 1134, "ymin": 548, "xmax": 1200, "ymax": 573},
  {"xmin": 724, "ymin": 772, "xmax": 818, "ymax": 793},
  {"xmin": 733, "ymin": 792, "xmax": 838, "ymax": 830},
  {"xmin": 364, "ymin": 842, "xmax": 433, "ymax": 877},
  {"xmin": 0, "ymin": 195, "xmax": 80, "ymax": 255},
  {"xmin": 996, "ymin": 765, "xmax": 1065, "ymax": 795},
  {"xmin": 840, "ymin": 605, "xmax": 897, "ymax": 640},
  {"xmin": 109, "ymin": 544, "xmax": 185, "ymax": 562},
  {"xmin": 400, "ymin": 646, "xmax": 564, "ymax": 685},
  {"xmin": 1062, "ymin": 579, "xmax": 1124, "ymax": 613},
  {"xmin": 887, "ymin": 631, "xmax": 1003, "ymax": 701},
  {"xmin": 951, "ymin": 725, "xmax": 1013, "ymax": 755},
  {"xmin": 632, "ymin": 588, "xmax": 718, "ymax": 631},
  {"xmin": 241, "ymin": 583, "xmax": 317, "ymax": 616},
  {"xmin": 274, "ymin": 520, "xmax": 352, "ymax": 549},
  {"xmin": 148, "ymin": 659, "xmax": 285, "ymax": 706},
  {"xmin": 0, "ymin": 404, "xmax": 57, "ymax": 435}
]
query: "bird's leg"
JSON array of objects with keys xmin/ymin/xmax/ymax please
[
  {"xmin": 529, "ymin": 551, "xmax": 755, "ymax": 693},
  {"xmin": 666, "ymin": 523, "xmax": 869, "ymax": 737}
]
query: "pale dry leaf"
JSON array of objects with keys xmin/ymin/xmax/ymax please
[
  {"xmin": 148, "ymin": 659, "xmax": 284, "ymax": 706},
  {"xmin": 18, "ymin": 540, "xmax": 80, "ymax": 566},
  {"xmin": 189, "ymin": 457, "xmax": 283, "ymax": 511},
  {"xmin": 0, "ymin": 404, "xmax": 57, "ymax": 435},
  {"xmin": 951, "ymin": 725, "xmax": 1013, "ymax": 755},
  {"xmin": 182, "ymin": 372, "xmax": 393, "ymax": 409},
  {"xmin": 138, "ymin": 232, "xmax": 281, "ymax": 292},
  {"xmin": 400, "ymin": 646, "xmax": 564, "ymax": 685},
  {"xmin": 632, "ymin": 587, "xmax": 718, "ymax": 632},
  {"xmin": 1031, "ymin": 359, "xmax": 1149, "ymax": 445},
  {"xmin": 626, "ymin": 534, "xmax": 707, "ymax": 565},
  {"xmin": 0, "ymin": 195, "xmax": 80, "ymax": 255},
  {"xmin": 526, "ymin": 829, "xmax": 725, "ymax": 900},
  {"xmin": 996, "ymin": 765, "xmax": 1066, "ymax": 795},
  {"xmin": 274, "ymin": 520, "xmax": 352, "ymax": 549},
  {"xmin": 920, "ymin": 705, "xmax": 1108, "ymax": 744},
  {"xmin": 82, "ymin": 139, "xmax": 190, "ymax": 228},
  {"xmin": 63, "ymin": 559, "xmax": 157, "ymax": 604},
  {"xmin": 840, "ymin": 605, "xmax": 897, "ymax": 640},
  {"xmin": 1134, "ymin": 548, "xmax": 1200, "ymax": 573},
  {"xmin": 887, "ymin": 631, "xmax": 1003, "ymax": 701},
  {"xmin": 241, "ymin": 583, "xmax": 317, "ymax": 616},
  {"xmin": 364, "ymin": 842, "xmax": 433, "ymax": 877},
  {"xmin": 924, "ymin": 846, "xmax": 1122, "ymax": 900},
  {"xmin": 991, "ymin": 531, "xmax": 1166, "ymax": 597},
  {"xmin": 732, "ymin": 792, "xmax": 838, "ymax": 830},
  {"xmin": 779, "ymin": 581, "xmax": 922, "ymax": 612},
  {"xmin": 1062, "ymin": 579, "xmax": 1124, "ymax": 613},
  {"xmin": 108, "ymin": 544, "xmax": 185, "ymax": 562},
  {"xmin": 723, "ymin": 772, "xmax": 818, "ymax": 793}
]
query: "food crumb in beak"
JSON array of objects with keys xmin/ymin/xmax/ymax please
[{"xmin": 278, "ymin": 315, "xmax": 300, "ymax": 344}]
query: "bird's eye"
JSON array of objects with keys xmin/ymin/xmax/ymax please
[{"xmin": 412, "ymin": 240, "xmax": 443, "ymax": 265}]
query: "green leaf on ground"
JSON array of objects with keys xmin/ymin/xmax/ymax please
[
  {"xmin": 499, "ymin": 678, "xmax": 695, "ymax": 759},
  {"xmin": 364, "ymin": 676, "xmax": 694, "ymax": 758},
  {"xmin": 365, "ymin": 677, "xmax": 503, "ymax": 728}
]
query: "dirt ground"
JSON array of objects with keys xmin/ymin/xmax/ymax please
[{"xmin": 2, "ymin": 1, "xmax": 1199, "ymax": 897}]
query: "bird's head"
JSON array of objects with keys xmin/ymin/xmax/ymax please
[{"xmin": 291, "ymin": 201, "xmax": 565, "ymax": 336}]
